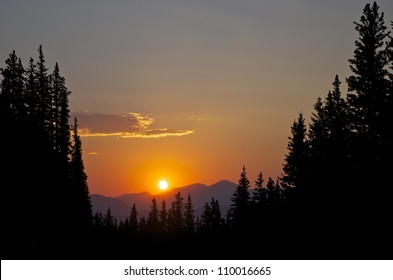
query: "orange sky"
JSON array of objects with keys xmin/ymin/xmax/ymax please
[{"xmin": 80, "ymin": 109, "xmax": 288, "ymax": 196}]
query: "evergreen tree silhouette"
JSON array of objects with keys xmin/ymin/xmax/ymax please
[
  {"xmin": 36, "ymin": 45, "xmax": 52, "ymax": 133},
  {"xmin": 347, "ymin": 2, "xmax": 391, "ymax": 187},
  {"xmin": 200, "ymin": 198, "xmax": 223, "ymax": 233},
  {"xmin": 147, "ymin": 198, "xmax": 159, "ymax": 238},
  {"xmin": 104, "ymin": 207, "xmax": 115, "ymax": 232},
  {"xmin": 183, "ymin": 194, "xmax": 195, "ymax": 235},
  {"xmin": 0, "ymin": 46, "xmax": 97, "ymax": 258},
  {"xmin": 252, "ymin": 172, "xmax": 267, "ymax": 211},
  {"xmin": 0, "ymin": 51, "xmax": 29, "ymax": 257},
  {"xmin": 159, "ymin": 200, "xmax": 168, "ymax": 235},
  {"xmin": 280, "ymin": 113, "xmax": 310, "ymax": 246},
  {"xmin": 93, "ymin": 211, "xmax": 104, "ymax": 229},
  {"xmin": 210, "ymin": 198, "xmax": 223, "ymax": 235},
  {"xmin": 138, "ymin": 216, "xmax": 147, "ymax": 236},
  {"xmin": 0, "ymin": 49, "xmax": 55, "ymax": 257},
  {"xmin": 200, "ymin": 201, "xmax": 212, "ymax": 233},
  {"xmin": 25, "ymin": 58, "xmax": 39, "ymax": 118},
  {"xmin": 281, "ymin": 113, "xmax": 309, "ymax": 197},
  {"xmin": 345, "ymin": 1, "xmax": 392, "ymax": 248},
  {"xmin": 266, "ymin": 177, "xmax": 276, "ymax": 204},
  {"xmin": 308, "ymin": 75, "xmax": 350, "ymax": 205},
  {"xmin": 168, "ymin": 192, "xmax": 184, "ymax": 236},
  {"xmin": 228, "ymin": 166, "xmax": 251, "ymax": 232},
  {"xmin": 129, "ymin": 203, "xmax": 138, "ymax": 237},
  {"xmin": 51, "ymin": 63, "xmax": 71, "ymax": 161},
  {"xmin": 70, "ymin": 118, "xmax": 93, "ymax": 231},
  {"xmin": 0, "ymin": 51, "xmax": 25, "ymax": 119}
]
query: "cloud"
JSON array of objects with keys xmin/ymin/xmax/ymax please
[{"xmin": 71, "ymin": 111, "xmax": 194, "ymax": 139}]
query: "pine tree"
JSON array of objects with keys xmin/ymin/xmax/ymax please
[
  {"xmin": 93, "ymin": 212, "xmax": 104, "ymax": 229},
  {"xmin": 168, "ymin": 192, "xmax": 184, "ymax": 236},
  {"xmin": 252, "ymin": 172, "xmax": 267, "ymax": 208},
  {"xmin": 200, "ymin": 198, "xmax": 223, "ymax": 237},
  {"xmin": 200, "ymin": 201, "xmax": 212, "ymax": 233},
  {"xmin": 1, "ymin": 46, "xmax": 99, "ymax": 257},
  {"xmin": 266, "ymin": 177, "xmax": 276, "ymax": 204},
  {"xmin": 0, "ymin": 50, "xmax": 25, "ymax": 119},
  {"xmin": 183, "ymin": 194, "xmax": 195, "ymax": 235},
  {"xmin": 347, "ymin": 2, "xmax": 391, "ymax": 172},
  {"xmin": 129, "ymin": 203, "xmax": 138, "ymax": 237},
  {"xmin": 228, "ymin": 166, "xmax": 251, "ymax": 231},
  {"xmin": 309, "ymin": 97, "xmax": 327, "ymax": 166},
  {"xmin": 70, "ymin": 118, "xmax": 93, "ymax": 229},
  {"xmin": 210, "ymin": 198, "xmax": 223, "ymax": 234},
  {"xmin": 0, "ymin": 51, "xmax": 29, "ymax": 256},
  {"xmin": 104, "ymin": 208, "xmax": 115, "ymax": 233},
  {"xmin": 25, "ymin": 58, "xmax": 39, "ymax": 118},
  {"xmin": 345, "ymin": 3, "xmax": 393, "ymax": 245},
  {"xmin": 159, "ymin": 200, "xmax": 168, "ymax": 235},
  {"xmin": 308, "ymin": 75, "xmax": 350, "ymax": 201},
  {"xmin": 50, "ymin": 63, "xmax": 71, "ymax": 162},
  {"xmin": 36, "ymin": 45, "xmax": 52, "ymax": 132},
  {"xmin": 281, "ymin": 113, "xmax": 309, "ymax": 192},
  {"xmin": 147, "ymin": 198, "xmax": 159, "ymax": 238}
]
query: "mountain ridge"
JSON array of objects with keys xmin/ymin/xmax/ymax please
[{"xmin": 90, "ymin": 179, "xmax": 238, "ymax": 221}]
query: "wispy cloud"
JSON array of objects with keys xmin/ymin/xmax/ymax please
[{"xmin": 71, "ymin": 111, "xmax": 194, "ymax": 139}]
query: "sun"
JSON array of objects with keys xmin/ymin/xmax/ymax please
[{"xmin": 158, "ymin": 180, "xmax": 169, "ymax": 190}]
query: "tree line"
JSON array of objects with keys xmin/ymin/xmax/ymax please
[
  {"xmin": 90, "ymin": 165, "xmax": 287, "ymax": 258},
  {"xmin": 281, "ymin": 1, "xmax": 392, "ymax": 245},
  {"xmin": 1, "ymin": 1, "xmax": 392, "ymax": 259},
  {"xmin": 92, "ymin": 167, "xmax": 283, "ymax": 238},
  {"xmin": 0, "ymin": 46, "xmax": 93, "ymax": 258}
]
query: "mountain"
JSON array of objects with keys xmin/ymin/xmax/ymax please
[
  {"xmin": 90, "ymin": 194, "xmax": 130, "ymax": 221},
  {"xmin": 90, "ymin": 180, "xmax": 238, "ymax": 221}
]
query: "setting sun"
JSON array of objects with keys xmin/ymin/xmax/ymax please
[{"xmin": 158, "ymin": 180, "xmax": 169, "ymax": 190}]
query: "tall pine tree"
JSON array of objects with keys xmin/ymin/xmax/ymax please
[
  {"xmin": 281, "ymin": 113, "xmax": 309, "ymax": 193},
  {"xmin": 168, "ymin": 192, "xmax": 184, "ymax": 236},
  {"xmin": 308, "ymin": 75, "xmax": 350, "ymax": 203},
  {"xmin": 70, "ymin": 118, "xmax": 93, "ymax": 231},
  {"xmin": 159, "ymin": 200, "xmax": 168, "ymax": 235},
  {"xmin": 183, "ymin": 194, "xmax": 195, "ymax": 235},
  {"xmin": 129, "ymin": 203, "xmax": 139, "ymax": 237},
  {"xmin": 346, "ymin": 2, "xmax": 391, "ymax": 177},
  {"xmin": 345, "ymin": 2, "xmax": 393, "ymax": 245},
  {"xmin": 147, "ymin": 198, "xmax": 159, "ymax": 238},
  {"xmin": 228, "ymin": 166, "xmax": 251, "ymax": 232}
]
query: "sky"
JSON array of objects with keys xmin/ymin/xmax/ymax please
[{"xmin": 1, "ymin": 0, "xmax": 393, "ymax": 196}]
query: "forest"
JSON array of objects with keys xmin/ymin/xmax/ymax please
[{"xmin": 1, "ymin": 2, "xmax": 392, "ymax": 260}]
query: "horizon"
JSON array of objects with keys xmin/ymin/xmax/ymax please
[{"xmin": 93, "ymin": 178, "xmax": 237, "ymax": 197}]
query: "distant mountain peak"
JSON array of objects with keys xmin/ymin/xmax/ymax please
[
  {"xmin": 91, "ymin": 179, "xmax": 238, "ymax": 221},
  {"xmin": 209, "ymin": 179, "xmax": 237, "ymax": 187}
]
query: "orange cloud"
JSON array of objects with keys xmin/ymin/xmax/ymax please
[{"xmin": 71, "ymin": 111, "xmax": 194, "ymax": 138}]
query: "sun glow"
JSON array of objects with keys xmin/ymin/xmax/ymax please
[{"xmin": 158, "ymin": 180, "xmax": 169, "ymax": 190}]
